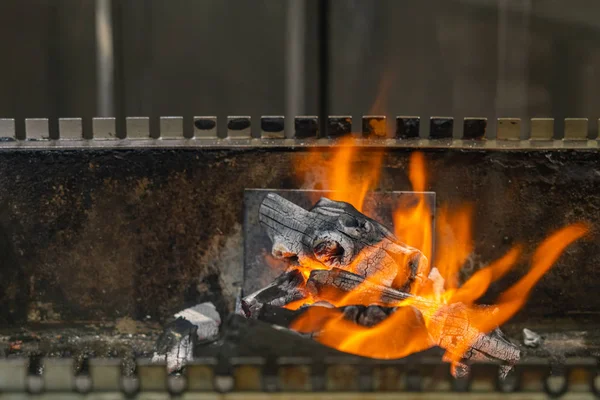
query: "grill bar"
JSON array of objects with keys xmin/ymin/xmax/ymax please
[
  {"xmin": 0, "ymin": 116, "xmax": 596, "ymax": 145},
  {"xmin": 0, "ymin": 116, "xmax": 596, "ymax": 150},
  {"xmin": 0, "ymin": 356, "xmax": 597, "ymax": 395}
]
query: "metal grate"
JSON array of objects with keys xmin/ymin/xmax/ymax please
[
  {"xmin": 0, "ymin": 356, "xmax": 598, "ymax": 395},
  {"xmin": 0, "ymin": 116, "xmax": 597, "ymax": 149}
]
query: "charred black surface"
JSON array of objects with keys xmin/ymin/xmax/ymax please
[
  {"xmin": 242, "ymin": 269, "xmax": 307, "ymax": 318},
  {"xmin": 429, "ymin": 118, "xmax": 454, "ymax": 139},
  {"xmin": 325, "ymin": 117, "xmax": 352, "ymax": 138},
  {"xmin": 0, "ymin": 205, "xmax": 27, "ymax": 324},
  {"xmin": 208, "ymin": 314, "xmax": 352, "ymax": 359},
  {"xmin": 395, "ymin": 117, "xmax": 420, "ymax": 139},
  {"xmin": 261, "ymin": 117, "xmax": 285, "ymax": 133},
  {"xmin": 294, "ymin": 117, "xmax": 319, "ymax": 138},
  {"xmin": 463, "ymin": 118, "xmax": 487, "ymax": 140},
  {"xmin": 193, "ymin": 119, "xmax": 216, "ymax": 130},
  {"xmin": 0, "ymin": 148, "xmax": 598, "ymax": 328},
  {"xmin": 257, "ymin": 303, "xmax": 302, "ymax": 327},
  {"xmin": 227, "ymin": 118, "xmax": 251, "ymax": 131}
]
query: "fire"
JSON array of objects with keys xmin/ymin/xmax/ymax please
[
  {"xmin": 289, "ymin": 144, "xmax": 589, "ymax": 369},
  {"xmin": 392, "ymin": 152, "xmax": 433, "ymax": 289},
  {"xmin": 294, "ymin": 137, "xmax": 383, "ymax": 213}
]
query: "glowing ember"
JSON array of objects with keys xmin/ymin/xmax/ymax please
[{"xmin": 286, "ymin": 142, "xmax": 589, "ymax": 374}]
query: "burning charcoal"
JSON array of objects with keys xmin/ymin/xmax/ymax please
[
  {"xmin": 358, "ymin": 305, "xmax": 389, "ymax": 327},
  {"xmin": 259, "ymin": 193, "xmax": 427, "ymax": 290},
  {"xmin": 242, "ymin": 269, "xmax": 307, "ymax": 318},
  {"xmin": 523, "ymin": 328, "xmax": 542, "ymax": 348},
  {"xmin": 342, "ymin": 305, "xmax": 362, "ymax": 323},
  {"xmin": 304, "ymin": 268, "xmax": 521, "ymax": 374},
  {"xmin": 175, "ymin": 302, "xmax": 221, "ymax": 342},
  {"xmin": 306, "ymin": 268, "xmax": 419, "ymax": 306},
  {"xmin": 339, "ymin": 305, "xmax": 396, "ymax": 326},
  {"xmin": 152, "ymin": 317, "xmax": 196, "ymax": 374}
]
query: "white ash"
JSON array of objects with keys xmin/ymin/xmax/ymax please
[
  {"xmin": 175, "ymin": 302, "xmax": 221, "ymax": 341},
  {"xmin": 523, "ymin": 328, "xmax": 542, "ymax": 348},
  {"xmin": 152, "ymin": 334, "xmax": 194, "ymax": 374},
  {"xmin": 153, "ymin": 302, "xmax": 221, "ymax": 373}
]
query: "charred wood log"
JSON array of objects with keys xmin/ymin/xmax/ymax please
[
  {"xmin": 241, "ymin": 269, "xmax": 307, "ymax": 318},
  {"xmin": 306, "ymin": 267, "xmax": 433, "ymax": 308},
  {"xmin": 254, "ymin": 194, "xmax": 520, "ymax": 377},
  {"xmin": 259, "ymin": 193, "xmax": 427, "ymax": 290},
  {"xmin": 304, "ymin": 268, "xmax": 520, "ymax": 370},
  {"xmin": 341, "ymin": 304, "xmax": 394, "ymax": 327}
]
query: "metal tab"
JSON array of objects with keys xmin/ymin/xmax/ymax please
[
  {"xmin": 89, "ymin": 358, "xmax": 122, "ymax": 391},
  {"xmin": 232, "ymin": 357, "xmax": 264, "ymax": 391},
  {"xmin": 137, "ymin": 358, "xmax": 168, "ymax": 391},
  {"xmin": 564, "ymin": 118, "xmax": 588, "ymax": 140},
  {"xmin": 294, "ymin": 116, "xmax": 318, "ymax": 139},
  {"xmin": 362, "ymin": 115, "xmax": 387, "ymax": 138},
  {"xmin": 25, "ymin": 118, "xmax": 50, "ymax": 140},
  {"xmin": 463, "ymin": 118, "xmax": 487, "ymax": 140},
  {"xmin": 59, "ymin": 118, "xmax": 83, "ymax": 140},
  {"xmin": 43, "ymin": 358, "xmax": 74, "ymax": 391},
  {"xmin": 227, "ymin": 116, "xmax": 251, "ymax": 138},
  {"xmin": 326, "ymin": 116, "xmax": 352, "ymax": 138},
  {"xmin": 0, "ymin": 118, "xmax": 16, "ymax": 141},
  {"xmin": 159, "ymin": 116, "xmax": 184, "ymax": 139},
  {"xmin": 186, "ymin": 358, "xmax": 217, "ymax": 391},
  {"xmin": 396, "ymin": 116, "xmax": 420, "ymax": 139},
  {"xmin": 0, "ymin": 358, "xmax": 27, "ymax": 391},
  {"xmin": 261, "ymin": 116, "xmax": 285, "ymax": 139},
  {"xmin": 278, "ymin": 357, "xmax": 312, "ymax": 392},
  {"xmin": 530, "ymin": 118, "xmax": 554, "ymax": 140},
  {"xmin": 126, "ymin": 117, "xmax": 150, "ymax": 139},
  {"xmin": 373, "ymin": 365, "xmax": 406, "ymax": 391},
  {"xmin": 0, "ymin": 115, "xmax": 598, "ymax": 150},
  {"xmin": 568, "ymin": 366, "xmax": 593, "ymax": 392},
  {"xmin": 430, "ymin": 117, "xmax": 454, "ymax": 139},
  {"xmin": 419, "ymin": 360, "xmax": 452, "ymax": 392},
  {"xmin": 326, "ymin": 362, "xmax": 360, "ymax": 391},
  {"xmin": 194, "ymin": 116, "xmax": 217, "ymax": 139},
  {"xmin": 93, "ymin": 117, "xmax": 117, "ymax": 140},
  {"xmin": 497, "ymin": 118, "xmax": 521, "ymax": 140}
]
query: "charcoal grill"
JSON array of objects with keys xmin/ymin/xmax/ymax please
[{"xmin": 0, "ymin": 115, "xmax": 599, "ymax": 397}]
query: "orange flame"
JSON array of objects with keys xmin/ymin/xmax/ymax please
[
  {"xmin": 294, "ymin": 137, "xmax": 383, "ymax": 213},
  {"xmin": 434, "ymin": 205, "xmax": 474, "ymax": 290},
  {"xmin": 289, "ymin": 144, "xmax": 589, "ymax": 368},
  {"xmin": 392, "ymin": 152, "xmax": 433, "ymax": 289}
]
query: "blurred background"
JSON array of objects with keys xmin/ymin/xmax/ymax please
[{"xmin": 1, "ymin": 0, "xmax": 600, "ymax": 138}]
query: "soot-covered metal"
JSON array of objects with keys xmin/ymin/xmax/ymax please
[{"xmin": 0, "ymin": 147, "xmax": 597, "ymax": 327}]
